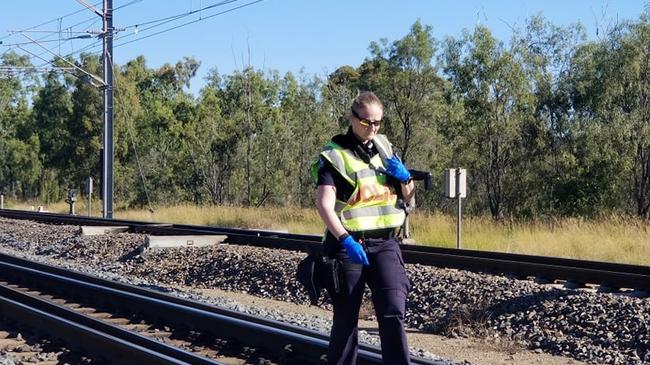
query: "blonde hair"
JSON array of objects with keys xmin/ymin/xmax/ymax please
[{"xmin": 351, "ymin": 91, "xmax": 383, "ymax": 112}]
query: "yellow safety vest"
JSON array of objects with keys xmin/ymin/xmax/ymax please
[{"xmin": 311, "ymin": 134, "xmax": 406, "ymax": 232}]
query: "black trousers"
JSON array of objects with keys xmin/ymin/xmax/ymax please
[{"xmin": 325, "ymin": 237, "xmax": 411, "ymax": 365}]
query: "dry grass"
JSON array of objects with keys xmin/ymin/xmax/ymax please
[
  {"xmin": 4, "ymin": 199, "xmax": 648, "ymax": 265},
  {"xmin": 115, "ymin": 204, "xmax": 325, "ymax": 234},
  {"xmin": 411, "ymin": 213, "xmax": 650, "ymax": 265}
]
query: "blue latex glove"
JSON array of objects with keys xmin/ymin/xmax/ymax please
[
  {"xmin": 384, "ymin": 156, "xmax": 411, "ymax": 183},
  {"xmin": 340, "ymin": 235, "xmax": 370, "ymax": 266}
]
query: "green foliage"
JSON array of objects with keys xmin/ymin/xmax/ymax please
[
  {"xmin": 5, "ymin": 17, "xmax": 650, "ymax": 220},
  {"xmin": 444, "ymin": 25, "xmax": 536, "ymax": 218},
  {"xmin": 39, "ymin": 169, "xmax": 60, "ymax": 203},
  {"xmin": 67, "ymin": 53, "xmax": 102, "ymax": 188},
  {"xmin": 0, "ymin": 52, "xmax": 40, "ymax": 198},
  {"xmin": 30, "ymin": 72, "xmax": 73, "ymax": 173}
]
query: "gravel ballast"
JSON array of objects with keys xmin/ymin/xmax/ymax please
[{"xmin": 0, "ymin": 217, "xmax": 647, "ymax": 365}]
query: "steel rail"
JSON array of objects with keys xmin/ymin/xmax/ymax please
[
  {"xmin": 0, "ymin": 208, "xmax": 321, "ymax": 241},
  {"xmin": 0, "ymin": 252, "xmax": 442, "ymax": 365},
  {"xmin": 0, "ymin": 259, "xmax": 339, "ymax": 364},
  {"xmin": 0, "ymin": 252, "xmax": 443, "ymax": 365},
  {"xmin": 0, "ymin": 289, "xmax": 196, "ymax": 365},
  {"xmin": 1, "ymin": 209, "xmax": 649, "ymax": 292}
]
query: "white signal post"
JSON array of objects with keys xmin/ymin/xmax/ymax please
[{"xmin": 445, "ymin": 168, "xmax": 467, "ymax": 249}]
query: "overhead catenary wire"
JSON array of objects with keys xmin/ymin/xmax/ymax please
[
  {"xmin": 48, "ymin": 0, "xmax": 258, "ymax": 58},
  {"xmin": 0, "ymin": 0, "xmax": 102, "ymax": 42},
  {"xmin": 1, "ymin": 2, "xmax": 100, "ymax": 60},
  {"xmin": 13, "ymin": 0, "xmax": 263, "ymax": 73},
  {"xmin": 1, "ymin": 0, "xmax": 139, "ymax": 41},
  {"xmin": 28, "ymin": 37, "xmax": 103, "ymax": 71},
  {"xmin": 13, "ymin": 0, "xmax": 234, "ymax": 71},
  {"xmin": 7, "ymin": 0, "xmax": 220, "ymax": 57},
  {"xmin": 2, "ymin": 0, "xmax": 141, "ymax": 67},
  {"xmin": 0, "ymin": 66, "xmax": 75, "ymax": 75},
  {"xmin": 120, "ymin": 0, "xmax": 239, "ymax": 30},
  {"xmin": 12, "ymin": 44, "xmax": 100, "ymax": 86},
  {"xmin": 3, "ymin": 0, "xmax": 265, "ymax": 101},
  {"xmin": 3, "ymin": 34, "xmax": 95, "ymax": 47},
  {"xmin": 24, "ymin": 15, "xmax": 102, "ymax": 55},
  {"xmin": 6, "ymin": 29, "xmax": 103, "ymax": 35},
  {"xmin": 113, "ymin": 0, "xmax": 263, "ymax": 49},
  {"xmin": 18, "ymin": 32, "xmax": 105, "ymax": 86}
]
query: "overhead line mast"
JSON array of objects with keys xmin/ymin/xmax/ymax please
[
  {"xmin": 81, "ymin": 0, "xmax": 114, "ymax": 218},
  {"xmin": 3, "ymin": 1, "xmax": 114, "ymax": 218},
  {"xmin": 101, "ymin": 0, "xmax": 114, "ymax": 218},
  {"xmin": 3, "ymin": 0, "xmax": 264, "ymax": 219}
]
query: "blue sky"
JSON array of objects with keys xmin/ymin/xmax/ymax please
[{"xmin": 0, "ymin": 1, "xmax": 647, "ymax": 95}]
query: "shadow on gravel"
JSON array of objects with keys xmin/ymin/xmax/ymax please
[
  {"xmin": 484, "ymin": 289, "xmax": 570, "ymax": 318},
  {"xmin": 118, "ymin": 244, "xmax": 147, "ymax": 262},
  {"xmin": 431, "ymin": 288, "xmax": 570, "ymax": 338}
]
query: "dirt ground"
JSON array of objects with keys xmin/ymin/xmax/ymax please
[{"xmin": 192, "ymin": 288, "xmax": 590, "ymax": 365}]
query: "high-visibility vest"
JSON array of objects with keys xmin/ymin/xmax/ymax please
[{"xmin": 311, "ymin": 134, "xmax": 406, "ymax": 232}]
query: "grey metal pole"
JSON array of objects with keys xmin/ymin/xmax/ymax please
[
  {"xmin": 87, "ymin": 177, "xmax": 93, "ymax": 217},
  {"xmin": 456, "ymin": 168, "xmax": 462, "ymax": 249},
  {"xmin": 0, "ymin": 194, "xmax": 3, "ymax": 209},
  {"xmin": 102, "ymin": 0, "xmax": 114, "ymax": 218},
  {"xmin": 404, "ymin": 214, "xmax": 410, "ymax": 239}
]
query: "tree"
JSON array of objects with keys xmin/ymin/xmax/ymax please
[
  {"xmin": 68, "ymin": 53, "xmax": 103, "ymax": 187},
  {"xmin": 30, "ymin": 71, "xmax": 73, "ymax": 196},
  {"xmin": 570, "ymin": 16, "xmax": 650, "ymax": 218},
  {"xmin": 363, "ymin": 20, "xmax": 445, "ymax": 165},
  {"xmin": 0, "ymin": 52, "xmax": 36, "ymax": 197},
  {"xmin": 509, "ymin": 15, "xmax": 586, "ymax": 216},
  {"xmin": 281, "ymin": 72, "xmax": 337, "ymax": 206},
  {"xmin": 444, "ymin": 26, "xmax": 535, "ymax": 219},
  {"xmin": 324, "ymin": 65, "xmax": 359, "ymax": 128},
  {"xmin": 187, "ymin": 77, "xmax": 239, "ymax": 204}
]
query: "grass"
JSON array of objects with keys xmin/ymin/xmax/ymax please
[
  {"xmin": 410, "ymin": 213, "xmax": 650, "ymax": 265},
  {"xmin": 3, "ymin": 200, "xmax": 325, "ymax": 235},
  {"xmin": 3, "ymin": 199, "xmax": 649, "ymax": 265}
]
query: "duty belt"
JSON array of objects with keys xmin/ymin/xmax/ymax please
[{"xmin": 350, "ymin": 228, "xmax": 397, "ymax": 241}]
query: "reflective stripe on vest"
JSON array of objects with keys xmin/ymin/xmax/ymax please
[{"xmin": 311, "ymin": 134, "xmax": 406, "ymax": 231}]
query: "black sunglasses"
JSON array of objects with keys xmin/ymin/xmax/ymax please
[{"xmin": 351, "ymin": 108, "xmax": 381, "ymax": 127}]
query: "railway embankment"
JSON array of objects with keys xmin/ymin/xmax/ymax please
[{"xmin": 0, "ymin": 217, "xmax": 647, "ymax": 365}]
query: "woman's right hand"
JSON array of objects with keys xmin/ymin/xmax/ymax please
[{"xmin": 340, "ymin": 235, "xmax": 370, "ymax": 266}]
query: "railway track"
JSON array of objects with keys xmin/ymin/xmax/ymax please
[
  {"xmin": 0, "ymin": 250, "xmax": 442, "ymax": 365},
  {"xmin": 1, "ymin": 209, "xmax": 648, "ymax": 293},
  {"xmin": 0, "ymin": 314, "xmax": 98, "ymax": 365}
]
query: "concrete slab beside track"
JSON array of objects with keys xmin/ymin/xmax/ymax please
[
  {"xmin": 145, "ymin": 235, "xmax": 228, "ymax": 249},
  {"xmin": 80, "ymin": 225, "xmax": 130, "ymax": 235}
]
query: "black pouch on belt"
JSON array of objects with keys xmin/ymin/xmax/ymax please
[
  {"xmin": 296, "ymin": 253, "xmax": 320, "ymax": 305},
  {"xmin": 316, "ymin": 255, "xmax": 340, "ymax": 296},
  {"xmin": 296, "ymin": 253, "xmax": 340, "ymax": 305}
]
